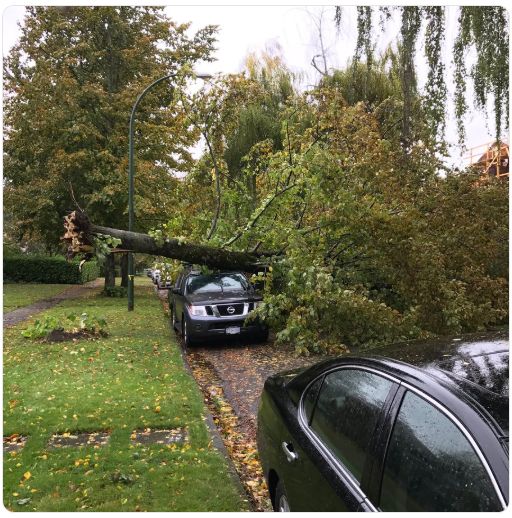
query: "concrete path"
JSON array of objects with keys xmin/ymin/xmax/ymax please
[{"xmin": 3, "ymin": 278, "xmax": 103, "ymax": 328}]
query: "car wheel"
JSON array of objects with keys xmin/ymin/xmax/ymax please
[
  {"xmin": 274, "ymin": 480, "xmax": 290, "ymax": 512},
  {"xmin": 257, "ymin": 327, "xmax": 269, "ymax": 343},
  {"xmin": 171, "ymin": 306, "xmax": 177, "ymax": 331},
  {"xmin": 182, "ymin": 316, "xmax": 195, "ymax": 347}
]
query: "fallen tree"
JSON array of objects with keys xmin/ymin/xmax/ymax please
[{"xmin": 62, "ymin": 210, "xmax": 269, "ymax": 272}]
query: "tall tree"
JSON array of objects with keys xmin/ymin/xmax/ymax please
[
  {"xmin": 224, "ymin": 52, "xmax": 295, "ymax": 210},
  {"xmin": 3, "ymin": 6, "xmax": 217, "ymax": 252},
  {"xmin": 171, "ymin": 53, "xmax": 296, "ymax": 244},
  {"xmin": 335, "ymin": 6, "xmax": 509, "ymax": 149}
]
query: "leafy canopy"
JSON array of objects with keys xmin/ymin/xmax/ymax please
[
  {"xmin": 157, "ymin": 54, "xmax": 508, "ymax": 354},
  {"xmin": 337, "ymin": 6, "xmax": 509, "ymax": 149},
  {"xmin": 3, "ymin": 6, "xmax": 217, "ymax": 249}
]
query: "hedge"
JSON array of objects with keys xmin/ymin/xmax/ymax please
[{"xmin": 3, "ymin": 255, "xmax": 99, "ymax": 284}]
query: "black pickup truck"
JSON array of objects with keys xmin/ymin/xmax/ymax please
[{"xmin": 168, "ymin": 269, "xmax": 269, "ymax": 346}]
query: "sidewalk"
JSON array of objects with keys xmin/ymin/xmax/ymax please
[{"xmin": 3, "ymin": 278, "xmax": 103, "ymax": 327}]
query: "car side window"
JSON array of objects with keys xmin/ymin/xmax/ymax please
[
  {"xmin": 179, "ymin": 275, "xmax": 188, "ymax": 292},
  {"xmin": 379, "ymin": 391, "xmax": 502, "ymax": 512},
  {"xmin": 309, "ymin": 369, "xmax": 393, "ymax": 483},
  {"xmin": 303, "ymin": 376, "xmax": 323, "ymax": 425}
]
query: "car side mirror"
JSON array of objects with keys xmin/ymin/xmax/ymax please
[{"xmin": 172, "ymin": 287, "xmax": 181, "ymax": 294}]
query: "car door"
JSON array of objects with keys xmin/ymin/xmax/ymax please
[
  {"xmin": 283, "ymin": 367, "xmax": 399, "ymax": 511},
  {"xmin": 373, "ymin": 388, "xmax": 506, "ymax": 511}
]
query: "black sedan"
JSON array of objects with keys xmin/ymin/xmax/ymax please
[{"xmin": 257, "ymin": 332, "xmax": 509, "ymax": 512}]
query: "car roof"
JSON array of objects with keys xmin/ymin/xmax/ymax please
[
  {"xmin": 364, "ymin": 331, "xmax": 508, "ymax": 389},
  {"xmin": 360, "ymin": 331, "xmax": 509, "ymax": 434},
  {"xmin": 286, "ymin": 331, "xmax": 509, "ymax": 435}
]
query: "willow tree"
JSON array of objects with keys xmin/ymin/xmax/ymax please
[
  {"xmin": 168, "ymin": 54, "xmax": 297, "ymax": 245},
  {"xmin": 224, "ymin": 52, "xmax": 296, "ymax": 211},
  {"xmin": 335, "ymin": 6, "xmax": 509, "ymax": 150},
  {"xmin": 323, "ymin": 50, "xmax": 429, "ymax": 150}
]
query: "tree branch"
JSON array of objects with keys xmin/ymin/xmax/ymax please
[
  {"xmin": 203, "ymin": 130, "xmax": 222, "ymax": 241},
  {"xmin": 222, "ymin": 183, "xmax": 299, "ymax": 248}
]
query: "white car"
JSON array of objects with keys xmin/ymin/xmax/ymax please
[{"xmin": 151, "ymin": 269, "xmax": 161, "ymax": 284}]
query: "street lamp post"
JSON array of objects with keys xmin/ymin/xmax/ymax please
[{"xmin": 127, "ymin": 73, "xmax": 211, "ymax": 311}]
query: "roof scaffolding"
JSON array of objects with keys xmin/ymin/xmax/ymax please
[{"xmin": 464, "ymin": 141, "xmax": 509, "ymax": 179}]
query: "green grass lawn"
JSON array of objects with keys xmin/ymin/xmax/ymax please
[
  {"xmin": 3, "ymin": 284, "xmax": 248, "ymax": 512},
  {"xmin": 3, "ymin": 284, "xmax": 74, "ymax": 312}
]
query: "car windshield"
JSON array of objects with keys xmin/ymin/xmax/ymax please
[{"xmin": 186, "ymin": 273, "xmax": 249, "ymax": 294}]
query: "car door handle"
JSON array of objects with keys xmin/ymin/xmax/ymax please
[{"xmin": 282, "ymin": 441, "xmax": 298, "ymax": 462}]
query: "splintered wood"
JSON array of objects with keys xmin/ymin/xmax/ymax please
[{"xmin": 62, "ymin": 211, "xmax": 94, "ymax": 259}]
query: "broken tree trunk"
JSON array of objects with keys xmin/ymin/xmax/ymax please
[{"xmin": 62, "ymin": 210, "xmax": 269, "ymax": 272}]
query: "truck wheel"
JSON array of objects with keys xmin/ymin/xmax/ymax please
[
  {"xmin": 257, "ymin": 327, "xmax": 269, "ymax": 343},
  {"xmin": 171, "ymin": 306, "xmax": 178, "ymax": 332},
  {"xmin": 182, "ymin": 316, "xmax": 195, "ymax": 347}
]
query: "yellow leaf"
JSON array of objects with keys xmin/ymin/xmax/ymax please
[
  {"xmin": 23, "ymin": 471, "xmax": 31, "ymax": 480},
  {"xmin": 154, "ymin": 406, "xmax": 161, "ymax": 413}
]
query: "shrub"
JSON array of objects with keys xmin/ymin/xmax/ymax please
[
  {"xmin": 22, "ymin": 312, "xmax": 107, "ymax": 341},
  {"xmin": 102, "ymin": 286, "xmax": 127, "ymax": 297},
  {"xmin": 21, "ymin": 316, "xmax": 63, "ymax": 339},
  {"xmin": 3, "ymin": 255, "xmax": 99, "ymax": 284},
  {"xmin": 80, "ymin": 261, "xmax": 100, "ymax": 283}
]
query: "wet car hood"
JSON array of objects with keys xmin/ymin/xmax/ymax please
[{"xmin": 185, "ymin": 290, "xmax": 262, "ymax": 305}]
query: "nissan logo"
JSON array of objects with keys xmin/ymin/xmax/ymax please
[{"xmin": 227, "ymin": 306, "xmax": 235, "ymax": 314}]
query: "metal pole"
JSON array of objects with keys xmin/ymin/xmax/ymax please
[{"xmin": 127, "ymin": 73, "xmax": 211, "ymax": 311}]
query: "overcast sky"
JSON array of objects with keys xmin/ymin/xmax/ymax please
[{"xmin": 2, "ymin": 4, "xmax": 501, "ymax": 167}]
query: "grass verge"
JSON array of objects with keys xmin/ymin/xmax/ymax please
[
  {"xmin": 3, "ymin": 283, "xmax": 248, "ymax": 511},
  {"xmin": 3, "ymin": 284, "xmax": 74, "ymax": 312}
]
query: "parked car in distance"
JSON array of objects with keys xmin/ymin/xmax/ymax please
[
  {"xmin": 157, "ymin": 277, "xmax": 172, "ymax": 290},
  {"xmin": 151, "ymin": 269, "xmax": 160, "ymax": 284},
  {"xmin": 257, "ymin": 332, "xmax": 509, "ymax": 512},
  {"xmin": 168, "ymin": 269, "xmax": 268, "ymax": 346}
]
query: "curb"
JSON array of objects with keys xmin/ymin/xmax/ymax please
[{"xmin": 156, "ymin": 287, "xmax": 249, "ymax": 504}]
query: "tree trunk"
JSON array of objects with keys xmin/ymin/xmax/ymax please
[
  {"xmin": 120, "ymin": 253, "xmax": 128, "ymax": 287},
  {"xmin": 104, "ymin": 252, "xmax": 116, "ymax": 289},
  {"xmin": 63, "ymin": 211, "xmax": 270, "ymax": 272}
]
